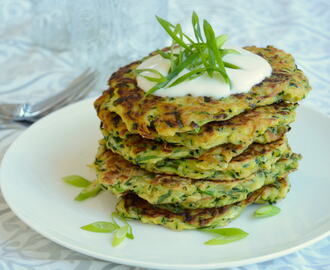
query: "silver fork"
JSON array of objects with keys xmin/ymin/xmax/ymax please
[{"xmin": 0, "ymin": 68, "xmax": 97, "ymax": 124}]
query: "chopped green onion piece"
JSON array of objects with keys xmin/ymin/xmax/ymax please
[
  {"xmin": 111, "ymin": 212, "xmax": 134, "ymax": 239},
  {"xmin": 203, "ymin": 19, "xmax": 228, "ymax": 83},
  {"xmin": 145, "ymin": 53, "xmax": 198, "ymax": 95},
  {"xmin": 169, "ymin": 68, "xmax": 206, "ymax": 87},
  {"xmin": 139, "ymin": 75, "xmax": 165, "ymax": 83},
  {"xmin": 112, "ymin": 225, "xmax": 129, "ymax": 247},
  {"xmin": 62, "ymin": 175, "xmax": 91, "ymax": 187},
  {"xmin": 254, "ymin": 205, "xmax": 281, "ymax": 218},
  {"xmin": 136, "ymin": 68, "xmax": 166, "ymax": 79},
  {"xmin": 74, "ymin": 181, "xmax": 102, "ymax": 201},
  {"xmin": 215, "ymin": 34, "xmax": 228, "ymax": 49},
  {"xmin": 201, "ymin": 228, "xmax": 249, "ymax": 245},
  {"xmin": 127, "ymin": 224, "xmax": 134, "ymax": 240},
  {"xmin": 81, "ymin": 221, "xmax": 118, "ymax": 233},
  {"xmin": 224, "ymin": 61, "xmax": 240, "ymax": 69},
  {"xmin": 111, "ymin": 212, "xmax": 125, "ymax": 223},
  {"xmin": 142, "ymin": 12, "xmax": 240, "ymax": 95},
  {"xmin": 221, "ymin": 48, "xmax": 240, "ymax": 56},
  {"xmin": 80, "ymin": 213, "xmax": 134, "ymax": 247},
  {"xmin": 156, "ymin": 16, "xmax": 190, "ymax": 50},
  {"xmin": 192, "ymin": 11, "xmax": 204, "ymax": 42},
  {"xmin": 157, "ymin": 50, "xmax": 172, "ymax": 59},
  {"xmin": 111, "ymin": 213, "xmax": 120, "ymax": 228}
]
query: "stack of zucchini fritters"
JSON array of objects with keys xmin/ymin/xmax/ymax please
[{"xmin": 94, "ymin": 46, "xmax": 311, "ymax": 230}]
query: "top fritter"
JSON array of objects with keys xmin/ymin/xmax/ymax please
[{"xmin": 95, "ymin": 45, "xmax": 311, "ymax": 139}]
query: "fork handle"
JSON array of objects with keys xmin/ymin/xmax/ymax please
[{"xmin": 27, "ymin": 69, "xmax": 94, "ymax": 117}]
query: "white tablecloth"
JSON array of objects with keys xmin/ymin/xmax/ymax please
[{"xmin": 0, "ymin": 0, "xmax": 329, "ymax": 269}]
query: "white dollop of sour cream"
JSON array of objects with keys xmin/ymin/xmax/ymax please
[{"xmin": 136, "ymin": 48, "xmax": 272, "ymax": 99}]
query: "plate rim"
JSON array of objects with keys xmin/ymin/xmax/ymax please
[{"xmin": 1, "ymin": 98, "xmax": 330, "ymax": 269}]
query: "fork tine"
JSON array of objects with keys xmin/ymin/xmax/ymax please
[
  {"xmin": 63, "ymin": 71, "xmax": 97, "ymax": 101},
  {"xmin": 63, "ymin": 73, "xmax": 97, "ymax": 103},
  {"xmin": 30, "ymin": 69, "xmax": 96, "ymax": 114},
  {"xmin": 32, "ymin": 72, "xmax": 98, "ymax": 121},
  {"xmin": 71, "ymin": 72, "xmax": 98, "ymax": 99},
  {"xmin": 28, "ymin": 69, "xmax": 96, "ymax": 117}
]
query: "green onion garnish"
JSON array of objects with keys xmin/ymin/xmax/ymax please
[
  {"xmin": 62, "ymin": 175, "xmax": 91, "ymax": 187},
  {"xmin": 254, "ymin": 205, "xmax": 281, "ymax": 218},
  {"xmin": 74, "ymin": 180, "xmax": 102, "ymax": 201},
  {"xmin": 62, "ymin": 175, "xmax": 103, "ymax": 201},
  {"xmin": 81, "ymin": 221, "xmax": 119, "ymax": 233},
  {"xmin": 81, "ymin": 213, "xmax": 134, "ymax": 247},
  {"xmin": 138, "ymin": 11, "xmax": 239, "ymax": 96},
  {"xmin": 200, "ymin": 227, "xmax": 249, "ymax": 245},
  {"xmin": 112, "ymin": 225, "xmax": 130, "ymax": 247}
]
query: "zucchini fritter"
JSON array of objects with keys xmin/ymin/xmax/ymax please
[
  {"xmin": 94, "ymin": 46, "xmax": 310, "ymax": 139},
  {"xmin": 92, "ymin": 44, "xmax": 309, "ymax": 231},
  {"xmin": 101, "ymin": 136, "xmax": 291, "ymax": 180},
  {"xmin": 116, "ymin": 178, "xmax": 290, "ymax": 230},
  {"xmin": 104, "ymin": 125, "xmax": 288, "ymax": 172},
  {"xmin": 100, "ymin": 101, "xmax": 296, "ymax": 151},
  {"xmin": 95, "ymin": 142, "xmax": 300, "ymax": 209}
]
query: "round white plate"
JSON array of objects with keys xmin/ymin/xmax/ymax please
[{"xmin": 1, "ymin": 98, "xmax": 329, "ymax": 269}]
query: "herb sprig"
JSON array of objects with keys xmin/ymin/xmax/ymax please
[{"xmin": 138, "ymin": 12, "xmax": 240, "ymax": 96}]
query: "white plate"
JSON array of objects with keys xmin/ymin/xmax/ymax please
[{"xmin": 1, "ymin": 98, "xmax": 330, "ymax": 269}]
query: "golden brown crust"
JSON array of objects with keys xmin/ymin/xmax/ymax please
[
  {"xmin": 97, "ymin": 136, "xmax": 291, "ymax": 181},
  {"xmin": 99, "ymin": 101, "xmax": 296, "ymax": 149},
  {"xmin": 95, "ymin": 138, "xmax": 300, "ymax": 209},
  {"xmin": 94, "ymin": 46, "xmax": 311, "ymax": 138},
  {"xmin": 116, "ymin": 178, "xmax": 289, "ymax": 230}
]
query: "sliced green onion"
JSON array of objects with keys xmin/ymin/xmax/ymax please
[
  {"xmin": 192, "ymin": 11, "xmax": 204, "ymax": 42},
  {"xmin": 221, "ymin": 48, "xmax": 240, "ymax": 56},
  {"xmin": 156, "ymin": 16, "xmax": 190, "ymax": 50},
  {"xmin": 112, "ymin": 212, "xmax": 134, "ymax": 239},
  {"xmin": 135, "ymin": 68, "xmax": 166, "ymax": 83},
  {"xmin": 81, "ymin": 221, "xmax": 119, "ymax": 233},
  {"xmin": 215, "ymin": 34, "xmax": 228, "ymax": 49},
  {"xmin": 157, "ymin": 50, "xmax": 172, "ymax": 59},
  {"xmin": 62, "ymin": 175, "xmax": 91, "ymax": 187},
  {"xmin": 112, "ymin": 225, "xmax": 129, "ymax": 247},
  {"xmin": 74, "ymin": 181, "xmax": 102, "ymax": 201},
  {"xmin": 126, "ymin": 224, "xmax": 134, "ymax": 240},
  {"xmin": 169, "ymin": 68, "xmax": 206, "ymax": 87},
  {"xmin": 145, "ymin": 53, "xmax": 199, "ymax": 95},
  {"xmin": 201, "ymin": 228, "xmax": 249, "ymax": 245},
  {"xmin": 142, "ymin": 12, "xmax": 240, "ymax": 95},
  {"xmin": 224, "ymin": 61, "xmax": 240, "ymax": 69},
  {"xmin": 203, "ymin": 19, "xmax": 229, "ymax": 83},
  {"xmin": 254, "ymin": 205, "xmax": 281, "ymax": 218},
  {"xmin": 138, "ymin": 75, "xmax": 165, "ymax": 83},
  {"xmin": 136, "ymin": 68, "xmax": 166, "ymax": 79}
]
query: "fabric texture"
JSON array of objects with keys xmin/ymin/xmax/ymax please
[{"xmin": 0, "ymin": 0, "xmax": 329, "ymax": 269}]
